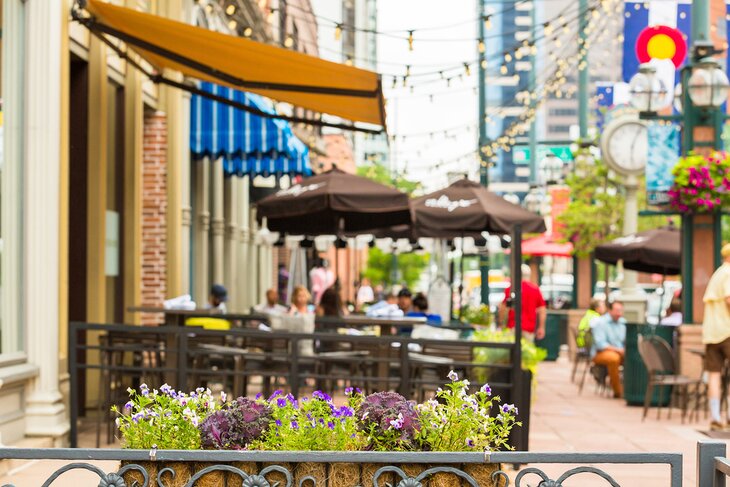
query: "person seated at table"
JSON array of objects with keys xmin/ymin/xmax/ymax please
[
  {"xmin": 591, "ymin": 300, "xmax": 627, "ymax": 399},
  {"xmin": 289, "ymin": 285, "xmax": 313, "ymax": 316},
  {"xmin": 398, "ymin": 288, "xmax": 414, "ymax": 314},
  {"xmin": 366, "ymin": 289, "xmax": 404, "ymax": 318},
  {"xmin": 254, "ymin": 288, "xmax": 288, "ymax": 315},
  {"xmin": 317, "ymin": 287, "xmax": 348, "ymax": 317},
  {"xmin": 407, "ymin": 293, "xmax": 442, "ymax": 325},
  {"xmin": 577, "ymin": 298, "xmax": 606, "ymax": 348},
  {"xmin": 206, "ymin": 284, "xmax": 228, "ymax": 313},
  {"xmin": 660, "ymin": 298, "xmax": 683, "ymax": 326}
]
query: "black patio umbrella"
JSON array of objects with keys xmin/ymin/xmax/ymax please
[
  {"xmin": 256, "ymin": 168, "xmax": 411, "ymax": 283},
  {"xmin": 256, "ymin": 168, "xmax": 411, "ymax": 235},
  {"xmin": 412, "ymin": 178, "xmax": 547, "ymax": 236},
  {"xmin": 412, "ymin": 178, "xmax": 546, "ymax": 317},
  {"xmin": 594, "ymin": 227, "xmax": 681, "ymax": 276}
]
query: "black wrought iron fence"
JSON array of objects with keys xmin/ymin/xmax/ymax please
[
  {"xmin": 0, "ymin": 446, "xmax": 687, "ymax": 486},
  {"xmin": 68, "ymin": 321, "xmax": 524, "ymax": 449}
]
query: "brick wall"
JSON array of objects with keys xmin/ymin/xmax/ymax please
[{"xmin": 141, "ymin": 110, "xmax": 168, "ymax": 324}]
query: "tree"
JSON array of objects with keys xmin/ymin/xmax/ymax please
[
  {"xmin": 362, "ymin": 247, "xmax": 429, "ymax": 289},
  {"xmin": 356, "ymin": 163, "xmax": 421, "ymax": 195},
  {"xmin": 557, "ymin": 150, "xmax": 624, "ymax": 257}
]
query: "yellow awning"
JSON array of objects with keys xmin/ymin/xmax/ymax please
[{"xmin": 82, "ymin": 0, "xmax": 385, "ymax": 127}]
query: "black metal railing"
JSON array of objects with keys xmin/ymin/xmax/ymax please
[
  {"xmin": 69, "ymin": 321, "xmax": 524, "ymax": 449},
  {"xmin": 0, "ymin": 445, "xmax": 686, "ymax": 486}
]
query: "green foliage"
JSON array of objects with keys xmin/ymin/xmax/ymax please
[
  {"xmin": 462, "ymin": 304, "xmax": 492, "ymax": 326},
  {"xmin": 113, "ymin": 384, "xmax": 220, "ymax": 450},
  {"xmin": 356, "ymin": 163, "xmax": 421, "ymax": 195},
  {"xmin": 472, "ymin": 328, "xmax": 547, "ymax": 382},
  {"xmin": 557, "ymin": 150, "xmax": 624, "ymax": 257},
  {"xmin": 669, "ymin": 151, "xmax": 730, "ymax": 213},
  {"xmin": 362, "ymin": 247, "xmax": 429, "ymax": 288},
  {"xmin": 252, "ymin": 391, "xmax": 363, "ymax": 451},
  {"xmin": 415, "ymin": 372, "xmax": 518, "ymax": 452}
]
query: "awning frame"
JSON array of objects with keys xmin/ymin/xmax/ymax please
[{"xmin": 71, "ymin": 3, "xmax": 385, "ymax": 134}]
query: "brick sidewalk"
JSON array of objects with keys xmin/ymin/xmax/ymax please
[
  {"xmin": 1, "ymin": 357, "xmax": 727, "ymax": 486},
  {"xmin": 518, "ymin": 357, "xmax": 728, "ymax": 486}
]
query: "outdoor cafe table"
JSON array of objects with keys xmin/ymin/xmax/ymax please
[{"xmin": 127, "ymin": 306, "xmax": 270, "ymax": 327}]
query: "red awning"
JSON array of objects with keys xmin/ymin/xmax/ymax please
[{"xmin": 521, "ymin": 234, "xmax": 573, "ymax": 257}]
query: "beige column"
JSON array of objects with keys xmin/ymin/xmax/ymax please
[
  {"xmin": 162, "ymin": 0, "xmax": 184, "ymax": 299},
  {"xmin": 23, "ymin": 0, "xmax": 68, "ymax": 440},
  {"xmin": 210, "ymin": 158, "xmax": 225, "ymax": 285},
  {"xmin": 58, "ymin": 0, "xmax": 71, "ymax": 365},
  {"xmin": 86, "ymin": 36, "xmax": 108, "ymax": 324},
  {"xmin": 248, "ymin": 207, "xmax": 260, "ymax": 307},
  {"xmin": 1, "ymin": 0, "xmax": 24, "ymax": 355},
  {"xmin": 180, "ymin": 92, "xmax": 193, "ymax": 295},
  {"xmin": 224, "ymin": 177, "xmax": 239, "ymax": 310},
  {"xmin": 194, "ymin": 157, "xmax": 211, "ymax": 305},
  {"xmin": 237, "ymin": 177, "xmax": 251, "ymax": 309},
  {"xmin": 123, "ymin": 64, "xmax": 143, "ymax": 325}
]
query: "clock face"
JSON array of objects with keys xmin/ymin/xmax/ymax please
[{"xmin": 604, "ymin": 121, "xmax": 648, "ymax": 175}]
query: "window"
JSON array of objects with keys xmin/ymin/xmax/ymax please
[
  {"xmin": 549, "ymin": 108, "xmax": 578, "ymax": 117},
  {"xmin": 1, "ymin": 0, "xmax": 25, "ymax": 355},
  {"xmin": 548, "ymin": 125, "xmax": 571, "ymax": 134}
]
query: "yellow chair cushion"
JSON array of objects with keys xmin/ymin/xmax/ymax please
[{"xmin": 185, "ymin": 317, "xmax": 231, "ymax": 331}]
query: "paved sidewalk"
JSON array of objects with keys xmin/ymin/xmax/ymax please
[
  {"xmin": 517, "ymin": 357, "xmax": 728, "ymax": 486},
  {"xmin": 1, "ymin": 357, "xmax": 728, "ymax": 486}
]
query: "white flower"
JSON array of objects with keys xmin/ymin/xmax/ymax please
[{"xmin": 447, "ymin": 370, "xmax": 459, "ymax": 381}]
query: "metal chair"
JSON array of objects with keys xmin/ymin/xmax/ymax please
[
  {"xmin": 637, "ymin": 335, "xmax": 703, "ymax": 422},
  {"xmin": 576, "ymin": 329, "xmax": 607, "ymax": 394}
]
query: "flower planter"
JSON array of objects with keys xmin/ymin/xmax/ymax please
[{"xmin": 122, "ymin": 459, "xmax": 501, "ymax": 486}]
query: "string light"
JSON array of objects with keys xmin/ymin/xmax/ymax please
[
  {"xmin": 464, "ymin": 63, "xmax": 471, "ymax": 76},
  {"xmin": 504, "ymin": 53, "xmax": 512, "ymax": 63},
  {"xmin": 228, "ymin": 19, "xmax": 237, "ymax": 30},
  {"xmin": 345, "ymin": 56, "xmax": 353, "ymax": 66},
  {"xmin": 484, "ymin": 15, "xmax": 492, "ymax": 30},
  {"xmin": 481, "ymin": 59, "xmax": 487, "ymax": 69},
  {"xmin": 243, "ymin": 26, "xmax": 253, "ymax": 37},
  {"xmin": 225, "ymin": 4, "xmax": 236, "ymax": 15},
  {"xmin": 405, "ymin": 65, "xmax": 411, "ymax": 77},
  {"xmin": 284, "ymin": 36, "xmax": 294, "ymax": 48},
  {"xmin": 408, "ymin": 30, "xmax": 414, "ymax": 50},
  {"xmin": 478, "ymin": 39, "xmax": 486, "ymax": 53}
]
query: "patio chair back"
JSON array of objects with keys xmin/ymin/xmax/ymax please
[{"xmin": 638, "ymin": 335, "xmax": 674, "ymax": 375}]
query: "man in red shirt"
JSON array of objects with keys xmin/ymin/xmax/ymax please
[{"xmin": 498, "ymin": 264, "xmax": 546, "ymax": 341}]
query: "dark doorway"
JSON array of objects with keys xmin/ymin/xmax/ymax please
[{"xmin": 69, "ymin": 56, "xmax": 89, "ymax": 413}]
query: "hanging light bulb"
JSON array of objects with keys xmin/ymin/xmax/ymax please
[
  {"xmin": 226, "ymin": 4, "xmax": 236, "ymax": 15},
  {"xmin": 284, "ymin": 36, "xmax": 294, "ymax": 48},
  {"xmin": 228, "ymin": 19, "xmax": 237, "ymax": 30},
  {"xmin": 345, "ymin": 56, "xmax": 353, "ymax": 66},
  {"xmin": 407, "ymin": 30, "xmax": 414, "ymax": 50},
  {"xmin": 334, "ymin": 24, "xmax": 343, "ymax": 40},
  {"xmin": 544, "ymin": 22, "xmax": 553, "ymax": 36},
  {"xmin": 504, "ymin": 52, "xmax": 512, "ymax": 63},
  {"xmin": 515, "ymin": 49, "xmax": 523, "ymax": 60},
  {"xmin": 402, "ymin": 76, "xmax": 407, "ymax": 87},
  {"xmin": 500, "ymin": 64, "xmax": 508, "ymax": 75},
  {"xmin": 405, "ymin": 65, "xmax": 411, "ymax": 77},
  {"xmin": 464, "ymin": 63, "xmax": 471, "ymax": 76},
  {"xmin": 243, "ymin": 27, "xmax": 253, "ymax": 37},
  {"xmin": 478, "ymin": 39, "xmax": 486, "ymax": 53},
  {"xmin": 484, "ymin": 15, "xmax": 492, "ymax": 30},
  {"xmin": 481, "ymin": 59, "xmax": 487, "ymax": 69}
]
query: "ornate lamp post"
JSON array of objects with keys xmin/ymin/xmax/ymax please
[{"xmin": 630, "ymin": 33, "xmax": 730, "ymax": 322}]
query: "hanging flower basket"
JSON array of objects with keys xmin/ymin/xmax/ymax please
[{"xmin": 668, "ymin": 151, "xmax": 730, "ymax": 213}]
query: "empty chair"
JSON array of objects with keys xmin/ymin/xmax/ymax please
[{"xmin": 637, "ymin": 335, "xmax": 703, "ymax": 422}]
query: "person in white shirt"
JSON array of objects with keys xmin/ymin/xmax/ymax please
[
  {"xmin": 660, "ymin": 298, "xmax": 682, "ymax": 326},
  {"xmin": 254, "ymin": 288, "xmax": 288, "ymax": 315},
  {"xmin": 356, "ymin": 278, "xmax": 375, "ymax": 307}
]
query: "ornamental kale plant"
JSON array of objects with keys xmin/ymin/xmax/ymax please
[
  {"xmin": 356, "ymin": 391, "xmax": 420, "ymax": 451},
  {"xmin": 252, "ymin": 389, "xmax": 364, "ymax": 451},
  {"xmin": 113, "ymin": 384, "xmax": 220, "ymax": 450},
  {"xmin": 415, "ymin": 371, "xmax": 519, "ymax": 452},
  {"xmin": 199, "ymin": 397, "xmax": 272, "ymax": 450}
]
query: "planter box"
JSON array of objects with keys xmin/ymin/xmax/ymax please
[{"xmin": 122, "ymin": 456, "xmax": 502, "ymax": 486}]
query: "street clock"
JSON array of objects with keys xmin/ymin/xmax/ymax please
[{"xmin": 600, "ymin": 116, "xmax": 648, "ymax": 176}]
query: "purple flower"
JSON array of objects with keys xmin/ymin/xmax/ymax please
[
  {"xmin": 124, "ymin": 401, "xmax": 134, "ymax": 411},
  {"xmin": 312, "ymin": 390, "xmax": 332, "ymax": 402},
  {"xmin": 268, "ymin": 390, "xmax": 283, "ymax": 401},
  {"xmin": 275, "ymin": 419, "xmax": 282, "ymax": 427},
  {"xmin": 344, "ymin": 387, "xmax": 354, "ymax": 395},
  {"xmin": 277, "ymin": 398, "xmax": 287, "ymax": 408},
  {"xmin": 291, "ymin": 420, "xmax": 299, "ymax": 429},
  {"xmin": 327, "ymin": 421, "xmax": 335, "ymax": 430},
  {"xmin": 480, "ymin": 384, "xmax": 492, "ymax": 395},
  {"xmin": 501, "ymin": 403, "xmax": 518, "ymax": 415},
  {"xmin": 447, "ymin": 370, "xmax": 459, "ymax": 381},
  {"xmin": 466, "ymin": 438, "xmax": 475, "ymax": 448}
]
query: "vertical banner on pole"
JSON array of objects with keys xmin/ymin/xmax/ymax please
[{"xmin": 646, "ymin": 122, "xmax": 680, "ymax": 205}]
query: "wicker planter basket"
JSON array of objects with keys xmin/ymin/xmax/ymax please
[{"xmin": 122, "ymin": 460, "xmax": 501, "ymax": 486}]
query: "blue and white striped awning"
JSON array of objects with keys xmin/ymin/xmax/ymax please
[{"xmin": 190, "ymin": 82, "xmax": 311, "ymax": 177}]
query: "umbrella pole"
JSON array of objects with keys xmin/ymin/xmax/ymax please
[{"xmin": 459, "ymin": 234, "xmax": 465, "ymax": 320}]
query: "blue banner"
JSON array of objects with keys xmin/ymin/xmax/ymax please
[{"xmin": 646, "ymin": 123, "xmax": 680, "ymax": 205}]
